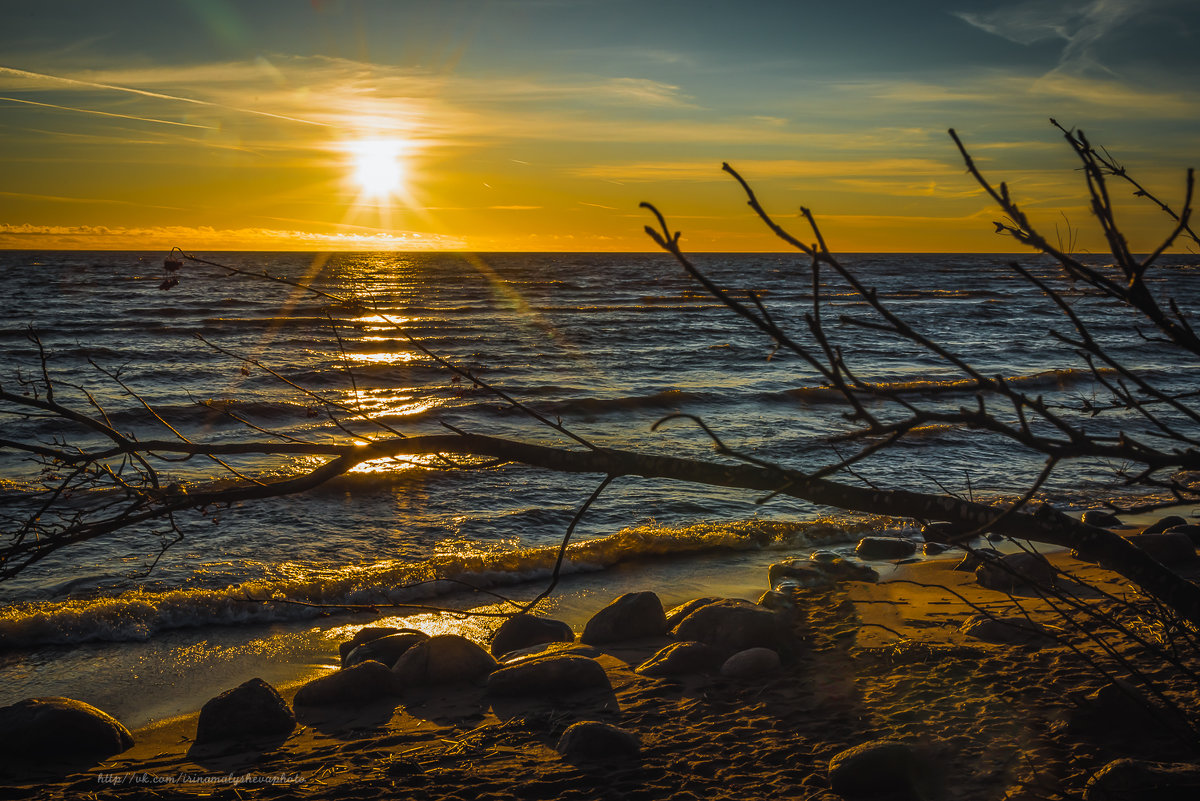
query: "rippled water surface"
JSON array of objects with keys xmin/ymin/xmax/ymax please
[{"xmin": 2, "ymin": 250, "xmax": 1198, "ymax": 649}]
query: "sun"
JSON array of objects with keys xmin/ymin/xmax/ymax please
[{"xmin": 348, "ymin": 139, "xmax": 408, "ymax": 198}]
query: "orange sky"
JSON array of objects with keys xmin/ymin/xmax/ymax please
[{"xmin": 2, "ymin": 1, "xmax": 1198, "ymax": 253}]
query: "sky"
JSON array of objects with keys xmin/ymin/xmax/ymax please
[{"xmin": 1, "ymin": 0, "xmax": 1198, "ymax": 252}]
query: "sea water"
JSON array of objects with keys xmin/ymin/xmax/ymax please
[{"xmin": 1, "ymin": 250, "xmax": 1197, "ymax": 727}]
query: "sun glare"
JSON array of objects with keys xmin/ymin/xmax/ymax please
[{"xmin": 348, "ymin": 139, "xmax": 407, "ymax": 197}]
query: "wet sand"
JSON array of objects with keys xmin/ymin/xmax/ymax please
[{"xmin": 8, "ymin": 551, "xmax": 1200, "ymax": 800}]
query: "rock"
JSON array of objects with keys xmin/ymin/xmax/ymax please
[
  {"xmin": 828, "ymin": 740, "xmax": 940, "ymax": 800},
  {"xmin": 581, "ymin": 591, "xmax": 667, "ymax": 645},
  {"xmin": 1081, "ymin": 510, "xmax": 1123, "ymax": 529},
  {"xmin": 635, "ymin": 641, "xmax": 722, "ymax": 677},
  {"xmin": 1163, "ymin": 524, "xmax": 1200, "ymax": 546},
  {"xmin": 854, "ymin": 536, "xmax": 917, "ymax": 560},
  {"xmin": 195, "ymin": 678, "xmax": 295, "ymax": 744},
  {"xmin": 1142, "ymin": 515, "xmax": 1189, "ymax": 536},
  {"xmin": 664, "ymin": 597, "xmax": 721, "ymax": 629},
  {"xmin": 0, "ymin": 697, "xmax": 134, "ymax": 760},
  {"xmin": 1068, "ymin": 679, "xmax": 1174, "ymax": 737},
  {"xmin": 922, "ymin": 542, "xmax": 951, "ymax": 556},
  {"xmin": 975, "ymin": 551, "xmax": 1055, "ymax": 592},
  {"xmin": 953, "ymin": 547, "xmax": 1001, "ymax": 571},
  {"xmin": 720, "ymin": 647, "xmax": 781, "ymax": 679},
  {"xmin": 671, "ymin": 598, "xmax": 787, "ymax": 653},
  {"xmin": 959, "ymin": 614, "xmax": 1056, "ymax": 646},
  {"xmin": 556, "ymin": 721, "xmax": 640, "ymax": 760},
  {"xmin": 920, "ymin": 522, "xmax": 961, "ymax": 543},
  {"xmin": 486, "ymin": 654, "xmax": 611, "ymax": 695},
  {"xmin": 344, "ymin": 631, "xmax": 428, "ymax": 669},
  {"xmin": 1124, "ymin": 532, "xmax": 1196, "ymax": 565},
  {"xmin": 294, "ymin": 661, "xmax": 397, "ymax": 706},
  {"xmin": 768, "ymin": 559, "xmax": 831, "ymax": 589},
  {"xmin": 338, "ymin": 626, "xmax": 405, "ymax": 664},
  {"xmin": 490, "ymin": 614, "xmax": 574, "ymax": 657},
  {"xmin": 758, "ymin": 589, "xmax": 797, "ymax": 612},
  {"xmin": 500, "ymin": 641, "xmax": 601, "ymax": 664},
  {"xmin": 1084, "ymin": 758, "xmax": 1200, "ymax": 800},
  {"xmin": 392, "ymin": 634, "xmax": 498, "ymax": 687}
]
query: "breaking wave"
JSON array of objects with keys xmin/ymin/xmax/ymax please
[{"xmin": 0, "ymin": 517, "xmax": 875, "ymax": 649}]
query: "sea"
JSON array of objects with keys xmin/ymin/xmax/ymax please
[{"xmin": 1, "ymin": 249, "xmax": 1198, "ymax": 728}]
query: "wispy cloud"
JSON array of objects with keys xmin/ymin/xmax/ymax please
[
  {"xmin": 0, "ymin": 223, "xmax": 464, "ymax": 250},
  {"xmin": 0, "ymin": 95, "xmax": 215, "ymax": 129},
  {"xmin": 573, "ymin": 158, "xmax": 953, "ymax": 182},
  {"xmin": 954, "ymin": 0, "xmax": 1161, "ymax": 75}
]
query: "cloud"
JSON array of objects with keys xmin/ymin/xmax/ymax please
[
  {"xmin": 954, "ymin": 0, "xmax": 1160, "ymax": 74},
  {"xmin": 0, "ymin": 223, "xmax": 464, "ymax": 250},
  {"xmin": 572, "ymin": 158, "xmax": 953, "ymax": 182}
]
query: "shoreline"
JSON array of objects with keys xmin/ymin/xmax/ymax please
[{"xmin": 9, "ymin": 540, "xmax": 1200, "ymax": 800}]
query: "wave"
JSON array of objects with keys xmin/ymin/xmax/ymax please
[
  {"xmin": 778, "ymin": 368, "xmax": 1105, "ymax": 404},
  {"xmin": 0, "ymin": 517, "xmax": 880, "ymax": 650},
  {"xmin": 539, "ymin": 389, "xmax": 712, "ymax": 415}
]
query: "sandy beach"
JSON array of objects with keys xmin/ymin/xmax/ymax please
[{"xmin": 5, "ymin": 548, "xmax": 1200, "ymax": 801}]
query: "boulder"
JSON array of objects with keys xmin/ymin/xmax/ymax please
[
  {"xmin": 664, "ymin": 597, "xmax": 721, "ymax": 629},
  {"xmin": 1124, "ymin": 532, "xmax": 1196, "ymax": 565},
  {"xmin": 920, "ymin": 522, "xmax": 961, "ymax": 543},
  {"xmin": 294, "ymin": 661, "xmax": 397, "ymax": 706},
  {"xmin": 953, "ymin": 547, "xmax": 1002, "ymax": 572},
  {"xmin": 338, "ymin": 626, "xmax": 405, "ymax": 664},
  {"xmin": 671, "ymin": 598, "xmax": 787, "ymax": 653},
  {"xmin": 827, "ymin": 740, "xmax": 940, "ymax": 800},
  {"xmin": 720, "ymin": 647, "xmax": 781, "ymax": 679},
  {"xmin": 0, "ymin": 697, "xmax": 133, "ymax": 760},
  {"xmin": 500, "ymin": 642, "xmax": 601, "ymax": 664},
  {"xmin": 959, "ymin": 614, "xmax": 1056, "ymax": 646},
  {"xmin": 556, "ymin": 721, "xmax": 641, "ymax": 760},
  {"xmin": 758, "ymin": 589, "xmax": 798, "ymax": 612},
  {"xmin": 1142, "ymin": 515, "xmax": 1189, "ymax": 536},
  {"xmin": 768, "ymin": 560, "xmax": 831, "ymax": 589},
  {"xmin": 195, "ymin": 678, "xmax": 295, "ymax": 744},
  {"xmin": 1081, "ymin": 510, "xmax": 1123, "ymax": 529},
  {"xmin": 854, "ymin": 536, "xmax": 917, "ymax": 560},
  {"xmin": 490, "ymin": 614, "xmax": 574, "ymax": 657},
  {"xmin": 344, "ymin": 631, "xmax": 428, "ymax": 669},
  {"xmin": 581, "ymin": 592, "xmax": 667, "ymax": 645},
  {"xmin": 1084, "ymin": 758, "xmax": 1200, "ymax": 801},
  {"xmin": 921, "ymin": 542, "xmax": 951, "ymax": 556},
  {"xmin": 635, "ymin": 641, "xmax": 721, "ymax": 677},
  {"xmin": 392, "ymin": 634, "xmax": 497, "ymax": 687},
  {"xmin": 975, "ymin": 551, "xmax": 1055, "ymax": 592},
  {"xmin": 486, "ymin": 654, "xmax": 611, "ymax": 696},
  {"xmin": 1163, "ymin": 524, "xmax": 1200, "ymax": 546}
]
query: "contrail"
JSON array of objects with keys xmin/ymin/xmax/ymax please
[
  {"xmin": 0, "ymin": 96, "xmax": 216, "ymax": 129},
  {"xmin": 0, "ymin": 65, "xmax": 331, "ymax": 127}
]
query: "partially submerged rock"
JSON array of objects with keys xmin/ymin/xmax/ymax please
[
  {"xmin": 0, "ymin": 696, "xmax": 134, "ymax": 760},
  {"xmin": 487, "ymin": 654, "xmax": 611, "ymax": 695},
  {"xmin": 581, "ymin": 591, "xmax": 667, "ymax": 645},
  {"xmin": 854, "ymin": 536, "xmax": 917, "ymax": 561},
  {"xmin": 635, "ymin": 641, "xmax": 721, "ymax": 677},
  {"xmin": 294, "ymin": 661, "xmax": 397, "ymax": 706},
  {"xmin": 671, "ymin": 598, "xmax": 787, "ymax": 653},
  {"xmin": 195, "ymin": 678, "xmax": 294, "ymax": 744},
  {"xmin": 392, "ymin": 634, "xmax": 497, "ymax": 687},
  {"xmin": 490, "ymin": 614, "xmax": 574, "ymax": 657},
  {"xmin": 556, "ymin": 721, "xmax": 641, "ymax": 760}
]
